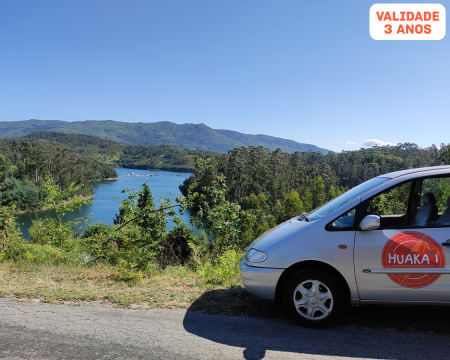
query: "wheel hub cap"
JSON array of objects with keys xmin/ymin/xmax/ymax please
[{"xmin": 293, "ymin": 280, "xmax": 334, "ymax": 321}]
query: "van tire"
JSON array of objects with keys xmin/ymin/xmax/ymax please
[{"xmin": 282, "ymin": 269, "xmax": 345, "ymax": 327}]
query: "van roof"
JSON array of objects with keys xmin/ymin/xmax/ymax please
[{"xmin": 380, "ymin": 165, "xmax": 450, "ymax": 179}]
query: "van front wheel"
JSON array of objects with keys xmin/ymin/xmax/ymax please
[{"xmin": 282, "ymin": 269, "xmax": 344, "ymax": 327}]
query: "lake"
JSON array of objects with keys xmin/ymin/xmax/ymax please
[{"xmin": 17, "ymin": 168, "xmax": 192, "ymax": 239}]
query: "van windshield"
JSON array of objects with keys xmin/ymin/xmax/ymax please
[{"xmin": 308, "ymin": 177, "xmax": 390, "ymax": 221}]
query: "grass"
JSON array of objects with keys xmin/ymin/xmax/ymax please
[
  {"xmin": 0, "ymin": 261, "xmax": 207, "ymax": 308},
  {"xmin": 0, "ymin": 261, "xmax": 272, "ymax": 314}
]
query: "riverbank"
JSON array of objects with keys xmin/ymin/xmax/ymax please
[
  {"xmin": 14, "ymin": 194, "xmax": 94, "ymax": 215},
  {"xmin": 16, "ymin": 169, "xmax": 192, "ymax": 239}
]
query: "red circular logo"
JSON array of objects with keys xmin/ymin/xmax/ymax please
[{"xmin": 381, "ymin": 231, "xmax": 445, "ymax": 288}]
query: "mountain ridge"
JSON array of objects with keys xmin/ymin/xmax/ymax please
[{"xmin": 0, "ymin": 119, "xmax": 330, "ymax": 154}]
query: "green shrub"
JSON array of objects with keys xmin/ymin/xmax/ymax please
[
  {"xmin": 0, "ymin": 205, "xmax": 24, "ymax": 256},
  {"xmin": 115, "ymin": 259, "xmax": 143, "ymax": 285},
  {"xmin": 160, "ymin": 223, "xmax": 195, "ymax": 267},
  {"xmin": 5, "ymin": 243, "xmax": 81, "ymax": 265},
  {"xmin": 81, "ymin": 223, "xmax": 121, "ymax": 265},
  {"xmin": 197, "ymin": 250, "xmax": 242, "ymax": 286},
  {"xmin": 29, "ymin": 218, "xmax": 74, "ymax": 249},
  {"xmin": 187, "ymin": 230, "xmax": 211, "ymax": 271}
]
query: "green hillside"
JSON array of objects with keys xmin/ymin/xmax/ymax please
[
  {"xmin": 23, "ymin": 131, "xmax": 215, "ymax": 172},
  {"xmin": 0, "ymin": 120, "xmax": 329, "ymax": 154}
]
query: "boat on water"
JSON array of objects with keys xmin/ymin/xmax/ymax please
[{"xmin": 126, "ymin": 171, "xmax": 155, "ymax": 177}]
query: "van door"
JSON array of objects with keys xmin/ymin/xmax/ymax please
[
  {"xmin": 417, "ymin": 176, "xmax": 450, "ymax": 301},
  {"xmin": 355, "ymin": 177, "xmax": 450, "ymax": 302}
]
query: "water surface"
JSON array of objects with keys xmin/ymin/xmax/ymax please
[{"xmin": 18, "ymin": 168, "xmax": 192, "ymax": 239}]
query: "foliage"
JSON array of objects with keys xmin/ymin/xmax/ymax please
[
  {"xmin": 422, "ymin": 177, "xmax": 450, "ymax": 212},
  {"xmin": 24, "ymin": 131, "xmax": 216, "ymax": 172},
  {"xmin": 180, "ymin": 143, "xmax": 448, "ymax": 255},
  {"xmin": 29, "ymin": 179, "xmax": 92, "ymax": 248},
  {"xmin": 187, "ymin": 231, "xmax": 211, "ymax": 270},
  {"xmin": 440, "ymin": 145, "xmax": 450, "ymax": 164},
  {"xmin": 115, "ymin": 259, "xmax": 144, "ymax": 285},
  {"xmin": 112, "ymin": 183, "xmax": 177, "ymax": 269},
  {"xmin": 5, "ymin": 243, "xmax": 82, "ymax": 266},
  {"xmin": 81, "ymin": 223, "xmax": 121, "ymax": 265},
  {"xmin": 181, "ymin": 158, "xmax": 243, "ymax": 253},
  {"xmin": 29, "ymin": 219, "xmax": 74, "ymax": 249},
  {"xmin": 277, "ymin": 190, "xmax": 304, "ymax": 222},
  {"xmin": 160, "ymin": 220, "xmax": 195, "ymax": 267},
  {"xmin": 0, "ymin": 206, "xmax": 81, "ymax": 265},
  {"xmin": 0, "ymin": 205, "xmax": 23, "ymax": 257},
  {"xmin": 2, "ymin": 137, "xmax": 450, "ymax": 290},
  {"xmin": 196, "ymin": 250, "xmax": 242, "ymax": 286},
  {"xmin": 118, "ymin": 145, "xmax": 214, "ymax": 172},
  {"xmin": 0, "ymin": 136, "xmax": 117, "ymax": 210},
  {"xmin": 25, "ymin": 131, "xmax": 123, "ymax": 163},
  {"xmin": 367, "ymin": 182, "xmax": 412, "ymax": 215}
]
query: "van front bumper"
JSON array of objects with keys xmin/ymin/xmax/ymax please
[{"xmin": 239, "ymin": 259, "xmax": 284, "ymax": 300}]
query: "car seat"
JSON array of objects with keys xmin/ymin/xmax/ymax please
[
  {"xmin": 413, "ymin": 192, "xmax": 438, "ymax": 226},
  {"xmin": 438, "ymin": 196, "xmax": 450, "ymax": 225}
]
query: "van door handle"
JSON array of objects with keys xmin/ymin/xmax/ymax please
[{"xmin": 441, "ymin": 240, "xmax": 450, "ymax": 247}]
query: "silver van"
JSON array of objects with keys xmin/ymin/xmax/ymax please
[{"xmin": 240, "ymin": 166, "xmax": 450, "ymax": 326}]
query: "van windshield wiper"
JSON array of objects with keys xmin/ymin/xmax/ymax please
[{"xmin": 298, "ymin": 213, "xmax": 311, "ymax": 222}]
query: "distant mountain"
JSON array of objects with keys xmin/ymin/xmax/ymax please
[{"xmin": 0, "ymin": 119, "xmax": 330, "ymax": 154}]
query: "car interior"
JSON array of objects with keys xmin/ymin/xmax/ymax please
[
  {"xmin": 359, "ymin": 177, "xmax": 450, "ymax": 229},
  {"xmin": 412, "ymin": 192, "xmax": 439, "ymax": 226},
  {"xmin": 330, "ymin": 176, "xmax": 450, "ymax": 231},
  {"xmin": 437, "ymin": 196, "xmax": 450, "ymax": 225}
]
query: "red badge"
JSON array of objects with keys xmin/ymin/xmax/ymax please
[{"xmin": 381, "ymin": 231, "xmax": 445, "ymax": 288}]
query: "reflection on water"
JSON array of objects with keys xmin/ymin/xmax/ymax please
[{"xmin": 17, "ymin": 168, "xmax": 192, "ymax": 240}]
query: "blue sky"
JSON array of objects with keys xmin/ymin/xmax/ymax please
[{"xmin": 0, "ymin": 0, "xmax": 449, "ymax": 152}]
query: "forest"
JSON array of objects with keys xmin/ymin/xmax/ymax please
[
  {"xmin": 1, "ymin": 137, "xmax": 450, "ymax": 291},
  {"xmin": 0, "ymin": 137, "xmax": 117, "ymax": 210},
  {"xmin": 182, "ymin": 143, "xmax": 448, "ymax": 211},
  {"xmin": 24, "ymin": 131, "xmax": 215, "ymax": 172},
  {"xmin": 178, "ymin": 143, "xmax": 450, "ymax": 255},
  {"xmin": 117, "ymin": 145, "xmax": 215, "ymax": 172}
]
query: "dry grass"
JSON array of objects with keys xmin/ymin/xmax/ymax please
[
  {"xmin": 0, "ymin": 262, "xmax": 215, "ymax": 308},
  {"xmin": 0, "ymin": 261, "xmax": 273, "ymax": 314}
]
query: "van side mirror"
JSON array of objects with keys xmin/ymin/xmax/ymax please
[{"xmin": 359, "ymin": 215, "xmax": 381, "ymax": 231}]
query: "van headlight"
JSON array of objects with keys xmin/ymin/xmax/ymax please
[{"xmin": 245, "ymin": 248, "xmax": 268, "ymax": 263}]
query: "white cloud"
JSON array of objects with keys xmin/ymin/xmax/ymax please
[
  {"xmin": 345, "ymin": 141, "xmax": 357, "ymax": 145},
  {"xmin": 362, "ymin": 139, "xmax": 395, "ymax": 148}
]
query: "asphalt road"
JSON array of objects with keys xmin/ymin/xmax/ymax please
[{"xmin": 1, "ymin": 298, "xmax": 449, "ymax": 360}]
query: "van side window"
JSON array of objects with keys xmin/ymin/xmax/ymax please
[
  {"xmin": 328, "ymin": 208, "xmax": 356, "ymax": 230},
  {"xmin": 419, "ymin": 177, "xmax": 450, "ymax": 226},
  {"xmin": 364, "ymin": 181, "xmax": 412, "ymax": 229}
]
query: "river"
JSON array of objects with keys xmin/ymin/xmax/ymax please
[{"xmin": 17, "ymin": 168, "xmax": 192, "ymax": 239}]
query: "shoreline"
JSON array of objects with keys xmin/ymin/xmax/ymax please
[
  {"xmin": 15, "ymin": 194, "xmax": 94, "ymax": 215},
  {"xmin": 116, "ymin": 165, "xmax": 194, "ymax": 173},
  {"xmin": 14, "ymin": 175, "xmax": 117, "ymax": 215}
]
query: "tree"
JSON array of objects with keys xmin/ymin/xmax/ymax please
[
  {"xmin": 0, "ymin": 205, "xmax": 23, "ymax": 257},
  {"xmin": 113, "ymin": 183, "xmax": 170, "ymax": 268},
  {"xmin": 312, "ymin": 176, "xmax": 326, "ymax": 209},
  {"xmin": 29, "ymin": 178, "xmax": 92, "ymax": 248},
  {"xmin": 440, "ymin": 145, "xmax": 450, "ymax": 164},
  {"xmin": 281, "ymin": 190, "xmax": 304, "ymax": 221}
]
